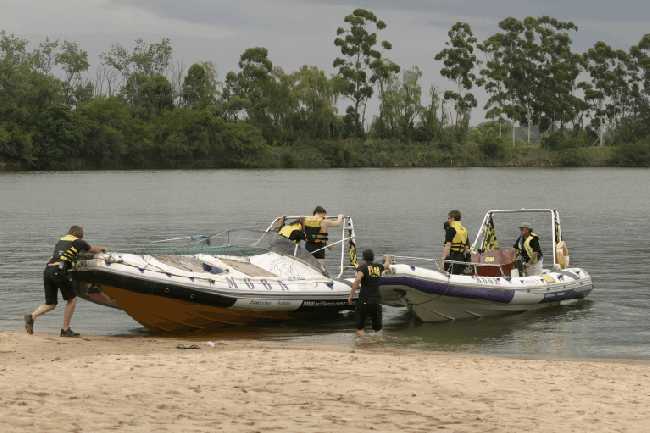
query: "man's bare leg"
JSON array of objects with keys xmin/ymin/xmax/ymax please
[
  {"xmin": 25, "ymin": 304, "xmax": 55, "ymax": 334},
  {"xmin": 32, "ymin": 304, "xmax": 56, "ymax": 319},
  {"xmin": 62, "ymin": 297, "xmax": 77, "ymax": 331}
]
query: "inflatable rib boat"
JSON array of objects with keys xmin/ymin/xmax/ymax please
[
  {"xmin": 72, "ymin": 218, "xmax": 358, "ymax": 332},
  {"xmin": 379, "ymin": 209, "xmax": 593, "ymax": 322}
]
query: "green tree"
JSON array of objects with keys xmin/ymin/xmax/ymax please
[
  {"xmin": 289, "ymin": 65, "xmax": 339, "ymax": 139},
  {"xmin": 223, "ymin": 47, "xmax": 279, "ymax": 140},
  {"xmin": 580, "ymin": 42, "xmax": 638, "ymax": 144},
  {"xmin": 333, "ymin": 8, "xmax": 394, "ymax": 135},
  {"xmin": 124, "ymin": 73, "xmax": 174, "ymax": 118},
  {"xmin": 480, "ymin": 16, "xmax": 581, "ymax": 144},
  {"xmin": 101, "ymin": 38, "xmax": 172, "ymax": 88},
  {"xmin": 55, "ymin": 40, "xmax": 91, "ymax": 105},
  {"xmin": 182, "ymin": 62, "xmax": 219, "ymax": 109},
  {"xmin": 435, "ymin": 22, "xmax": 479, "ymax": 130}
]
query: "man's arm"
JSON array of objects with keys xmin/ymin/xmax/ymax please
[
  {"xmin": 442, "ymin": 227, "xmax": 454, "ymax": 261},
  {"xmin": 76, "ymin": 239, "xmax": 105, "ymax": 255},
  {"xmin": 383, "ymin": 256, "xmax": 393, "ymax": 274},
  {"xmin": 323, "ymin": 214, "xmax": 344, "ymax": 228},
  {"xmin": 348, "ymin": 270, "xmax": 363, "ymax": 304}
]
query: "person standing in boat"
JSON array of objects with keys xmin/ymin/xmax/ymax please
[
  {"xmin": 513, "ymin": 223, "xmax": 543, "ymax": 276},
  {"xmin": 348, "ymin": 249, "xmax": 392, "ymax": 337},
  {"xmin": 442, "ymin": 210, "xmax": 470, "ymax": 274},
  {"xmin": 24, "ymin": 226, "xmax": 105, "ymax": 337},
  {"xmin": 303, "ymin": 206, "xmax": 343, "ymax": 259}
]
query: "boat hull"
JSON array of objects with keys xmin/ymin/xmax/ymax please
[
  {"xmin": 379, "ymin": 264, "xmax": 593, "ymax": 322},
  {"xmin": 71, "ymin": 253, "xmax": 354, "ymax": 332}
]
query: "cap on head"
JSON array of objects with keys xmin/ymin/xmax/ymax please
[
  {"xmin": 68, "ymin": 225, "xmax": 84, "ymax": 238},
  {"xmin": 313, "ymin": 205, "xmax": 326, "ymax": 215},
  {"xmin": 519, "ymin": 222, "xmax": 532, "ymax": 231},
  {"xmin": 362, "ymin": 249, "xmax": 374, "ymax": 262}
]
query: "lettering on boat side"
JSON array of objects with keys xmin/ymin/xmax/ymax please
[
  {"xmin": 302, "ymin": 300, "xmax": 349, "ymax": 307},
  {"xmin": 475, "ymin": 277, "xmax": 501, "ymax": 285},
  {"xmin": 232, "ymin": 298, "xmax": 301, "ymax": 311},
  {"xmin": 226, "ymin": 277, "xmax": 238, "ymax": 289}
]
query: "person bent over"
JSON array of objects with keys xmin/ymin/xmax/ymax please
[
  {"xmin": 348, "ymin": 249, "xmax": 392, "ymax": 337},
  {"xmin": 24, "ymin": 225, "xmax": 105, "ymax": 337}
]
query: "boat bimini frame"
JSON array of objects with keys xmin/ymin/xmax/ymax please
[
  {"xmin": 473, "ymin": 208, "xmax": 564, "ymax": 270},
  {"xmin": 264, "ymin": 215, "xmax": 357, "ymax": 278},
  {"xmin": 392, "ymin": 208, "xmax": 565, "ymax": 273}
]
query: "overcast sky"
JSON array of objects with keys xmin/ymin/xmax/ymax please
[{"xmin": 2, "ymin": 0, "xmax": 648, "ymax": 120}]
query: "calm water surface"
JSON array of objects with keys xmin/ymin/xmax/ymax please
[{"xmin": 1, "ymin": 168, "xmax": 648, "ymax": 359}]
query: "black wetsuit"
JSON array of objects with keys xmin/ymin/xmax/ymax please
[{"xmin": 355, "ymin": 262, "xmax": 384, "ymax": 332}]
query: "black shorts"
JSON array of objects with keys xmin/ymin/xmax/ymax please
[
  {"xmin": 355, "ymin": 300, "xmax": 382, "ymax": 331},
  {"xmin": 43, "ymin": 266, "xmax": 76, "ymax": 305},
  {"xmin": 305, "ymin": 242, "xmax": 326, "ymax": 259}
]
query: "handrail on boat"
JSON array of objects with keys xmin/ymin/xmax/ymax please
[{"xmin": 391, "ymin": 254, "xmax": 508, "ymax": 276}]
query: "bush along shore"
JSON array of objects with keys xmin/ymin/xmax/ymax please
[{"xmin": 1, "ymin": 10, "xmax": 649, "ymax": 170}]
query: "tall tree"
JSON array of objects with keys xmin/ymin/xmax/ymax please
[
  {"xmin": 480, "ymin": 16, "xmax": 581, "ymax": 144},
  {"xmin": 101, "ymin": 38, "xmax": 172, "ymax": 88},
  {"xmin": 333, "ymin": 8, "xmax": 394, "ymax": 135},
  {"xmin": 223, "ymin": 47, "xmax": 278, "ymax": 139},
  {"xmin": 182, "ymin": 62, "xmax": 219, "ymax": 109},
  {"xmin": 435, "ymin": 22, "xmax": 479, "ymax": 130},
  {"xmin": 580, "ymin": 42, "xmax": 638, "ymax": 144},
  {"xmin": 55, "ymin": 40, "xmax": 91, "ymax": 105},
  {"xmin": 289, "ymin": 65, "xmax": 339, "ymax": 139}
]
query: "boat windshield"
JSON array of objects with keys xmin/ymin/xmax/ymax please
[{"xmin": 128, "ymin": 228, "xmax": 328, "ymax": 275}]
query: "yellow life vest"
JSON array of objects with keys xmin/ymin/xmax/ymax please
[
  {"xmin": 304, "ymin": 216, "xmax": 327, "ymax": 245},
  {"xmin": 279, "ymin": 222, "xmax": 303, "ymax": 243},
  {"xmin": 523, "ymin": 233, "xmax": 540, "ymax": 264},
  {"xmin": 54, "ymin": 234, "xmax": 80, "ymax": 264},
  {"xmin": 449, "ymin": 221, "xmax": 468, "ymax": 253}
]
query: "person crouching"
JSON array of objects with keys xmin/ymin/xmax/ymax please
[{"xmin": 348, "ymin": 249, "xmax": 392, "ymax": 337}]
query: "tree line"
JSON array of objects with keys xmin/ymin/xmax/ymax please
[{"xmin": 1, "ymin": 9, "xmax": 649, "ymax": 170}]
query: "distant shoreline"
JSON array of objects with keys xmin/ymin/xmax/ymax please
[{"xmin": 1, "ymin": 142, "xmax": 647, "ymax": 171}]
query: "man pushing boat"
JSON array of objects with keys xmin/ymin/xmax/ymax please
[{"xmin": 24, "ymin": 226, "xmax": 105, "ymax": 337}]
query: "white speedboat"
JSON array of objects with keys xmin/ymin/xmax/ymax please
[
  {"xmin": 72, "ymin": 217, "xmax": 359, "ymax": 332},
  {"xmin": 378, "ymin": 209, "xmax": 593, "ymax": 322}
]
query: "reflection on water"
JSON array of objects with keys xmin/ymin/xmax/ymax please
[{"xmin": 1, "ymin": 168, "xmax": 649, "ymax": 359}]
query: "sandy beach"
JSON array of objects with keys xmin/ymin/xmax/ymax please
[{"xmin": 1, "ymin": 331, "xmax": 648, "ymax": 433}]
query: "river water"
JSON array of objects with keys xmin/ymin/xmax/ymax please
[{"xmin": 1, "ymin": 168, "xmax": 648, "ymax": 359}]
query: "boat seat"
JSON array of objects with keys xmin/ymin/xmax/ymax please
[
  {"xmin": 155, "ymin": 255, "xmax": 210, "ymax": 273},
  {"xmin": 471, "ymin": 248, "xmax": 516, "ymax": 277},
  {"xmin": 219, "ymin": 258, "xmax": 277, "ymax": 277}
]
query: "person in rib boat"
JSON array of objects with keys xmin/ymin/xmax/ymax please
[
  {"xmin": 442, "ymin": 210, "xmax": 470, "ymax": 274},
  {"xmin": 513, "ymin": 223, "xmax": 544, "ymax": 276},
  {"xmin": 303, "ymin": 206, "xmax": 343, "ymax": 260},
  {"xmin": 24, "ymin": 226, "xmax": 105, "ymax": 337}
]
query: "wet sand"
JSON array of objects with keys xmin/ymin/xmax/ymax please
[{"xmin": 1, "ymin": 331, "xmax": 649, "ymax": 433}]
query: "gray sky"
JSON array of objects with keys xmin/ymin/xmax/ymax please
[{"xmin": 2, "ymin": 0, "xmax": 648, "ymax": 121}]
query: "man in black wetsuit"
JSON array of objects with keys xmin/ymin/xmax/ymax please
[
  {"xmin": 348, "ymin": 249, "xmax": 392, "ymax": 337},
  {"xmin": 24, "ymin": 226, "xmax": 105, "ymax": 337}
]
